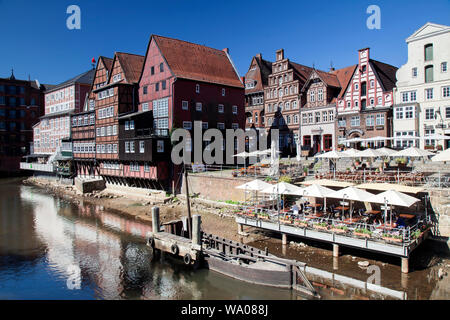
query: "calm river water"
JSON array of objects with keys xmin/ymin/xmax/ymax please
[{"xmin": 0, "ymin": 178, "xmax": 447, "ymax": 300}]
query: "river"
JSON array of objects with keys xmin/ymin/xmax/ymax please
[{"xmin": 0, "ymin": 178, "xmax": 448, "ymax": 300}]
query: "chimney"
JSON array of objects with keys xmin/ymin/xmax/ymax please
[
  {"xmin": 222, "ymin": 48, "xmax": 230, "ymax": 54},
  {"xmin": 276, "ymin": 49, "xmax": 284, "ymax": 61}
]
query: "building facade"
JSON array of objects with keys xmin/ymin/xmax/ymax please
[
  {"xmin": 299, "ymin": 66, "xmax": 355, "ymax": 155},
  {"xmin": 264, "ymin": 49, "xmax": 313, "ymax": 155},
  {"xmin": 394, "ymin": 22, "xmax": 450, "ymax": 150},
  {"xmin": 336, "ymin": 48, "xmax": 397, "ymax": 148},
  {"xmin": 0, "ymin": 71, "xmax": 47, "ymax": 175},
  {"xmin": 244, "ymin": 53, "xmax": 272, "ymax": 131}
]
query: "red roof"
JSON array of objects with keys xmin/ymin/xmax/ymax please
[
  {"xmin": 100, "ymin": 56, "xmax": 113, "ymax": 73},
  {"xmin": 153, "ymin": 35, "xmax": 243, "ymax": 88},
  {"xmin": 115, "ymin": 52, "xmax": 145, "ymax": 83},
  {"xmin": 332, "ymin": 65, "xmax": 358, "ymax": 98}
]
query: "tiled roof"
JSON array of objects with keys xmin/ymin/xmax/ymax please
[
  {"xmin": 289, "ymin": 62, "xmax": 315, "ymax": 83},
  {"xmin": 100, "ymin": 56, "xmax": 113, "ymax": 73},
  {"xmin": 115, "ymin": 52, "xmax": 145, "ymax": 83},
  {"xmin": 370, "ymin": 59, "xmax": 398, "ymax": 92},
  {"xmin": 245, "ymin": 54, "xmax": 273, "ymax": 94},
  {"xmin": 332, "ymin": 65, "xmax": 358, "ymax": 98},
  {"xmin": 153, "ymin": 35, "xmax": 243, "ymax": 88},
  {"xmin": 314, "ymin": 69, "xmax": 341, "ymax": 88},
  {"xmin": 45, "ymin": 69, "xmax": 95, "ymax": 93}
]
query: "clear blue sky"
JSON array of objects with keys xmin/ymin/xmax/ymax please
[{"xmin": 0, "ymin": 0, "xmax": 449, "ymax": 85}]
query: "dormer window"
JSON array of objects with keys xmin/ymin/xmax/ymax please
[
  {"xmin": 222, "ymin": 88, "xmax": 226, "ymax": 96},
  {"xmin": 196, "ymin": 84, "xmax": 200, "ymax": 93}
]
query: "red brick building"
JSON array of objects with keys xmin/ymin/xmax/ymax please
[
  {"xmin": 138, "ymin": 35, "xmax": 245, "ymax": 191},
  {"xmin": 0, "ymin": 71, "xmax": 47, "ymax": 175},
  {"xmin": 336, "ymin": 48, "xmax": 398, "ymax": 148},
  {"xmin": 244, "ymin": 53, "xmax": 272, "ymax": 131},
  {"xmin": 72, "ymin": 56, "xmax": 113, "ymax": 178}
]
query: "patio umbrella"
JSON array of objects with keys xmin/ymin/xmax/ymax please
[
  {"xmin": 296, "ymin": 141, "xmax": 301, "ymax": 162},
  {"xmin": 328, "ymin": 187, "xmax": 374, "ymax": 220},
  {"xmin": 392, "ymin": 147, "xmax": 434, "ymax": 158},
  {"xmin": 376, "ymin": 147, "xmax": 397, "ymax": 157},
  {"xmin": 301, "ymin": 184, "xmax": 334, "ymax": 215},
  {"xmin": 356, "ymin": 148, "xmax": 384, "ymax": 158},
  {"xmin": 301, "ymin": 179, "xmax": 355, "ymax": 188},
  {"xmin": 367, "ymin": 190, "xmax": 420, "ymax": 225},
  {"xmin": 236, "ymin": 179, "xmax": 272, "ymax": 206},
  {"xmin": 314, "ymin": 150, "xmax": 341, "ymax": 159},
  {"xmin": 339, "ymin": 148, "xmax": 359, "ymax": 157},
  {"xmin": 260, "ymin": 182, "xmax": 305, "ymax": 196},
  {"xmin": 422, "ymin": 134, "xmax": 450, "ymax": 140},
  {"xmin": 431, "ymin": 148, "xmax": 450, "ymax": 162}
]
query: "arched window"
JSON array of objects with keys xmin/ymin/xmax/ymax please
[{"xmin": 425, "ymin": 65, "xmax": 434, "ymax": 83}]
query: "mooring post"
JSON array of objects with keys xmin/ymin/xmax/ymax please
[
  {"xmin": 401, "ymin": 257, "xmax": 409, "ymax": 274},
  {"xmin": 152, "ymin": 207, "xmax": 160, "ymax": 233},
  {"xmin": 238, "ymin": 223, "xmax": 243, "ymax": 234},
  {"xmin": 333, "ymin": 244, "xmax": 339, "ymax": 258},
  {"xmin": 282, "ymin": 233, "xmax": 288, "ymax": 245},
  {"xmin": 192, "ymin": 215, "xmax": 201, "ymax": 246}
]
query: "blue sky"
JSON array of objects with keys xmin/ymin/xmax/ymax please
[{"xmin": 0, "ymin": 0, "xmax": 449, "ymax": 85}]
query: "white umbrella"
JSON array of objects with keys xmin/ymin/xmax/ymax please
[
  {"xmin": 233, "ymin": 151, "xmax": 251, "ymax": 158},
  {"xmin": 296, "ymin": 141, "xmax": 301, "ymax": 162},
  {"xmin": 328, "ymin": 187, "xmax": 375, "ymax": 220},
  {"xmin": 431, "ymin": 148, "xmax": 450, "ymax": 162},
  {"xmin": 315, "ymin": 150, "xmax": 341, "ymax": 159},
  {"xmin": 376, "ymin": 147, "xmax": 396, "ymax": 156},
  {"xmin": 422, "ymin": 134, "xmax": 450, "ymax": 140},
  {"xmin": 301, "ymin": 184, "xmax": 334, "ymax": 215},
  {"xmin": 344, "ymin": 137, "xmax": 363, "ymax": 143},
  {"xmin": 261, "ymin": 182, "xmax": 305, "ymax": 196},
  {"xmin": 367, "ymin": 190, "xmax": 420, "ymax": 225},
  {"xmin": 393, "ymin": 147, "xmax": 434, "ymax": 158},
  {"xmin": 339, "ymin": 148, "xmax": 359, "ymax": 157},
  {"xmin": 356, "ymin": 148, "xmax": 384, "ymax": 158},
  {"xmin": 236, "ymin": 179, "xmax": 272, "ymax": 191}
]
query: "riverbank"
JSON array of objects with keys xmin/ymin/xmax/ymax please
[{"xmin": 23, "ymin": 176, "xmax": 257, "ymax": 243}]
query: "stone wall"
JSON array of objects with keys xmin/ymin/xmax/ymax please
[
  {"xmin": 180, "ymin": 174, "xmax": 252, "ymax": 202},
  {"xmin": 429, "ymin": 188, "xmax": 450, "ymax": 238}
]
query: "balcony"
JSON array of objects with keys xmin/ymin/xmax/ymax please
[{"xmin": 20, "ymin": 162, "xmax": 54, "ymax": 173}]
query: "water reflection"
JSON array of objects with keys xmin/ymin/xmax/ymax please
[{"xmin": 0, "ymin": 181, "xmax": 296, "ymax": 300}]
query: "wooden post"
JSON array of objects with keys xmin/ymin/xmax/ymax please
[
  {"xmin": 238, "ymin": 223, "xmax": 243, "ymax": 234},
  {"xmin": 401, "ymin": 257, "xmax": 409, "ymax": 274},
  {"xmin": 152, "ymin": 207, "xmax": 160, "ymax": 233},
  {"xmin": 192, "ymin": 215, "xmax": 201, "ymax": 246},
  {"xmin": 333, "ymin": 244, "xmax": 339, "ymax": 257},
  {"xmin": 184, "ymin": 167, "xmax": 192, "ymax": 239},
  {"xmin": 282, "ymin": 233, "xmax": 288, "ymax": 245}
]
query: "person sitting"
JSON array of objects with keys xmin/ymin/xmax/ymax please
[{"xmin": 292, "ymin": 204, "xmax": 300, "ymax": 215}]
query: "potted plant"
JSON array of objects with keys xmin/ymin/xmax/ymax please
[
  {"xmin": 382, "ymin": 233, "xmax": 403, "ymax": 243},
  {"xmin": 313, "ymin": 222, "xmax": 329, "ymax": 231},
  {"xmin": 354, "ymin": 228, "xmax": 372, "ymax": 238},
  {"xmin": 303, "ymin": 167, "xmax": 308, "ymax": 176},
  {"xmin": 345, "ymin": 168, "xmax": 350, "ymax": 173},
  {"xmin": 355, "ymin": 159, "xmax": 361, "ymax": 166},
  {"xmin": 294, "ymin": 219, "xmax": 309, "ymax": 228},
  {"xmin": 280, "ymin": 216, "xmax": 293, "ymax": 224},
  {"xmin": 331, "ymin": 225, "xmax": 348, "ymax": 234},
  {"xmin": 258, "ymin": 212, "xmax": 270, "ymax": 220}
]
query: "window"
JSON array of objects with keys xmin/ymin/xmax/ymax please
[
  {"xmin": 232, "ymin": 105, "xmax": 238, "ymax": 114},
  {"xmin": 402, "ymin": 92, "xmax": 409, "ymax": 102},
  {"xmin": 412, "ymin": 67, "xmax": 417, "ymax": 77},
  {"xmin": 442, "ymin": 62, "xmax": 448, "ymax": 73},
  {"xmin": 160, "ymin": 63, "xmax": 164, "ymax": 72},
  {"xmin": 426, "ymin": 88, "xmax": 433, "ymax": 100},
  {"xmin": 376, "ymin": 114, "xmax": 385, "ymax": 126},
  {"xmin": 351, "ymin": 116, "xmax": 360, "ymax": 127},
  {"xmin": 318, "ymin": 89, "xmax": 323, "ymax": 101},
  {"xmin": 361, "ymin": 82, "xmax": 367, "ymax": 96},
  {"xmin": 292, "ymin": 101, "xmax": 297, "ymax": 109},
  {"xmin": 411, "ymin": 91, "xmax": 417, "ymax": 101},
  {"xmin": 322, "ymin": 111, "xmax": 328, "ymax": 122},
  {"xmin": 193, "ymin": 102, "xmax": 201, "ymax": 112},
  {"xmin": 129, "ymin": 120, "xmax": 134, "ymax": 130},
  {"xmin": 125, "ymin": 141, "xmax": 130, "ymax": 153},
  {"xmin": 443, "ymin": 86, "xmax": 450, "ymax": 98},
  {"xmin": 157, "ymin": 140, "xmax": 164, "ymax": 153},
  {"xmin": 222, "ymin": 88, "xmax": 226, "ymax": 96},
  {"xmin": 161, "ymin": 80, "xmax": 166, "ymax": 90},
  {"xmin": 425, "ymin": 65, "xmax": 433, "ymax": 83},
  {"xmin": 405, "ymin": 106, "xmax": 414, "ymax": 119},
  {"xmin": 144, "ymin": 163, "xmax": 150, "ymax": 172},
  {"xmin": 366, "ymin": 115, "xmax": 374, "ymax": 126},
  {"xmin": 425, "ymin": 129, "xmax": 435, "ymax": 146},
  {"xmin": 107, "ymin": 126, "xmax": 112, "ymax": 136},
  {"xmin": 424, "ymin": 44, "xmax": 433, "ymax": 61},
  {"xmin": 232, "ymin": 123, "xmax": 239, "ymax": 129},
  {"xmin": 113, "ymin": 125, "xmax": 117, "ymax": 135},
  {"xmin": 310, "ymin": 90, "xmax": 315, "ymax": 102},
  {"xmin": 354, "ymin": 83, "xmax": 359, "ymax": 90},
  {"xmin": 142, "ymin": 103, "xmax": 149, "ymax": 111},
  {"xmin": 130, "ymin": 141, "xmax": 135, "ymax": 153},
  {"xmin": 182, "ymin": 101, "xmax": 188, "ymax": 110},
  {"xmin": 202, "ymin": 122, "xmax": 208, "ymax": 129},
  {"xmin": 196, "ymin": 84, "xmax": 200, "ymax": 93},
  {"xmin": 139, "ymin": 141, "xmax": 145, "ymax": 153},
  {"xmin": 446, "ymin": 107, "xmax": 450, "ymax": 119},
  {"xmin": 425, "ymin": 108, "xmax": 435, "ymax": 120},
  {"xmin": 183, "ymin": 121, "xmax": 192, "ymax": 129},
  {"xmin": 151, "ymin": 66, "xmax": 155, "ymax": 75},
  {"xmin": 395, "ymin": 107, "xmax": 404, "ymax": 120},
  {"xmin": 315, "ymin": 112, "xmax": 321, "ymax": 123},
  {"xmin": 155, "ymin": 82, "xmax": 159, "ymax": 92},
  {"xmin": 218, "ymin": 104, "xmax": 224, "ymax": 113},
  {"xmin": 217, "ymin": 122, "xmax": 225, "ymax": 130},
  {"xmin": 370, "ymin": 80, "xmax": 375, "ymax": 88},
  {"xmin": 143, "ymin": 86, "xmax": 148, "ymax": 94}
]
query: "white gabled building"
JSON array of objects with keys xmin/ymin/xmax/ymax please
[{"xmin": 394, "ymin": 22, "xmax": 450, "ymax": 150}]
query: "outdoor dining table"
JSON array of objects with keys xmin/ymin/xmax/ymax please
[
  {"xmin": 376, "ymin": 223, "xmax": 397, "ymax": 230},
  {"xmin": 335, "ymin": 206, "xmax": 349, "ymax": 211},
  {"xmin": 343, "ymin": 216, "xmax": 363, "ymax": 224},
  {"xmin": 399, "ymin": 213, "xmax": 416, "ymax": 219},
  {"xmin": 366, "ymin": 210, "xmax": 381, "ymax": 215}
]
